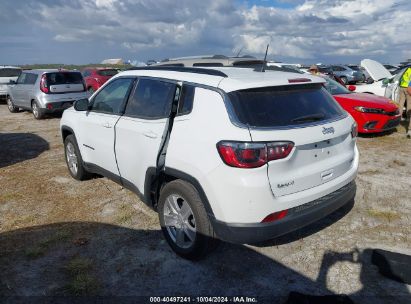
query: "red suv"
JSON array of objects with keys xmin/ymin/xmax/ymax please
[{"xmin": 81, "ymin": 68, "xmax": 118, "ymax": 94}]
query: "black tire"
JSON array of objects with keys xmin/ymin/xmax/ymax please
[
  {"xmin": 64, "ymin": 134, "xmax": 92, "ymax": 181},
  {"xmin": 6, "ymin": 96, "xmax": 19, "ymax": 113},
  {"xmin": 340, "ymin": 76, "xmax": 348, "ymax": 85},
  {"xmin": 158, "ymin": 179, "xmax": 218, "ymax": 260},
  {"xmin": 31, "ymin": 100, "xmax": 45, "ymax": 119}
]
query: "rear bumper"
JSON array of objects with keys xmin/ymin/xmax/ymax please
[
  {"xmin": 43, "ymin": 100, "xmax": 75, "ymax": 113},
  {"xmin": 211, "ymin": 181, "xmax": 356, "ymax": 244}
]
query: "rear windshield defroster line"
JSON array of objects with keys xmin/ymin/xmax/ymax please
[{"xmin": 227, "ymin": 84, "xmax": 345, "ymax": 128}]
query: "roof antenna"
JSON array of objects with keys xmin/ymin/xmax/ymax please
[{"xmin": 261, "ymin": 44, "xmax": 269, "ymax": 72}]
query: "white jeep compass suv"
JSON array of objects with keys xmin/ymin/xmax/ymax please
[{"xmin": 60, "ymin": 66, "xmax": 359, "ymax": 259}]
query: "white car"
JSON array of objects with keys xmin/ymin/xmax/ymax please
[
  {"xmin": 60, "ymin": 66, "xmax": 359, "ymax": 259},
  {"xmin": 355, "ymin": 59, "xmax": 401, "ymax": 102},
  {"xmin": 0, "ymin": 66, "xmax": 21, "ymax": 100}
]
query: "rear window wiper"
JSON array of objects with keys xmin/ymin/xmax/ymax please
[{"xmin": 291, "ymin": 113, "xmax": 325, "ymax": 123}]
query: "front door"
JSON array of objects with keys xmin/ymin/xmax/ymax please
[{"xmin": 76, "ymin": 77, "xmax": 135, "ymax": 175}]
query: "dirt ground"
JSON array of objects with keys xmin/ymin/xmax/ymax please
[{"xmin": 0, "ymin": 104, "xmax": 410, "ymax": 303}]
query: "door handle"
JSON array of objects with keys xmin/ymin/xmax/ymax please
[
  {"xmin": 102, "ymin": 122, "xmax": 112, "ymax": 128},
  {"xmin": 143, "ymin": 130, "xmax": 158, "ymax": 139}
]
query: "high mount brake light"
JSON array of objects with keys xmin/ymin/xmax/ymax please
[
  {"xmin": 217, "ymin": 141, "xmax": 294, "ymax": 168},
  {"xmin": 40, "ymin": 74, "xmax": 49, "ymax": 93},
  {"xmin": 288, "ymin": 78, "xmax": 311, "ymax": 83}
]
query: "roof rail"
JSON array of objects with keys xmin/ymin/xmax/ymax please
[{"xmin": 127, "ymin": 66, "xmax": 228, "ymax": 77}]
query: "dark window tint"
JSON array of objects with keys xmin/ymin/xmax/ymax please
[
  {"xmin": 82, "ymin": 70, "xmax": 91, "ymax": 77},
  {"xmin": 91, "ymin": 78, "xmax": 134, "ymax": 114},
  {"xmin": 46, "ymin": 72, "xmax": 83, "ymax": 85},
  {"xmin": 125, "ymin": 79, "xmax": 176, "ymax": 119},
  {"xmin": 178, "ymin": 85, "xmax": 195, "ymax": 115},
  {"xmin": 193, "ymin": 63, "xmax": 224, "ymax": 67},
  {"xmin": 228, "ymin": 84, "xmax": 344, "ymax": 128},
  {"xmin": 332, "ymin": 66, "xmax": 345, "ymax": 72},
  {"xmin": 323, "ymin": 77, "xmax": 350, "ymax": 95},
  {"xmin": 24, "ymin": 73, "xmax": 38, "ymax": 85},
  {"xmin": 97, "ymin": 69, "xmax": 118, "ymax": 77},
  {"xmin": 0, "ymin": 68, "xmax": 21, "ymax": 77}
]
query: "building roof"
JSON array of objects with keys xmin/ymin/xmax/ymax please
[{"xmin": 117, "ymin": 67, "xmax": 325, "ymax": 93}]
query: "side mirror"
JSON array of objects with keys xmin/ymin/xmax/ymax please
[
  {"xmin": 347, "ymin": 85, "xmax": 356, "ymax": 92},
  {"xmin": 74, "ymin": 98, "xmax": 90, "ymax": 111},
  {"xmin": 382, "ymin": 78, "xmax": 390, "ymax": 85},
  {"xmin": 9, "ymin": 80, "xmax": 16, "ymax": 84}
]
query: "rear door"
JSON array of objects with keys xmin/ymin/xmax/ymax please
[
  {"xmin": 227, "ymin": 84, "xmax": 356, "ymax": 197},
  {"xmin": 10, "ymin": 73, "xmax": 27, "ymax": 106},
  {"xmin": 115, "ymin": 78, "xmax": 178, "ymax": 194},
  {"xmin": 76, "ymin": 77, "xmax": 135, "ymax": 175}
]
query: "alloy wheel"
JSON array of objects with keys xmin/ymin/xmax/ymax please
[
  {"xmin": 32, "ymin": 102, "xmax": 39, "ymax": 118},
  {"xmin": 163, "ymin": 194, "xmax": 196, "ymax": 249},
  {"xmin": 66, "ymin": 142, "xmax": 78, "ymax": 176}
]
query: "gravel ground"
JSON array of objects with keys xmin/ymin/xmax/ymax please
[{"xmin": 0, "ymin": 104, "xmax": 410, "ymax": 303}]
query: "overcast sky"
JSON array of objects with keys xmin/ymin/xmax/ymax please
[{"xmin": 1, "ymin": 0, "xmax": 410, "ymax": 65}]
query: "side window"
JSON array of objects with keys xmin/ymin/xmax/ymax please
[
  {"xmin": 16, "ymin": 73, "xmax": 27, "ymax": 84},
  {"xmin": 82, "ymin": 70, "xmax": 91, "ymax": 77},
  {"xmin": 24, "ymin": 73, "xmax": 38, "ymax": 85},
  {"xmin": 178, "ymin": 85, "xmax": 195, "ymax": 115},
  {"xmin": 90, "ymin": 78, "xmax": 134, "ymax": 114},
  {"xmin": 124, "ymin": 78, "xmax": 176, "ymax": 119}
]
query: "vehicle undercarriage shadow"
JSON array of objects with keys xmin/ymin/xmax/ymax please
[
  {"xmin": 0, "ymin": 221, "xmax": 409, "ymax": 303},
  {"xmin": 0, "ymin": 133, "xmax": 49, "ymax": 168}
]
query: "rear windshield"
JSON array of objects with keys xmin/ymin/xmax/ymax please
[
  {"xmin": 228, "ymin": 84, "xmax": 345, "ymax": 128},
  {"xmin": 0, "ymin": 68, "xmax": 21, "ymax": 78},
  {"xmin": 97, "ymin": 69, "xmax": 118, "ymax": 77},
  {"xmin": 46, "ymin": 72, "xmax": 83, "ymax": 85}
]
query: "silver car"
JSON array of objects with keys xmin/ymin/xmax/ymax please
[
  {"xmin": 331, "ymin": 65, "xmax": 363, "ymax": 84},
  {"xmin": 0, "ymin": 66, "xmax": 21, "ymax": 100},
  {"xmin": 7, "ymin": 69, "xmax": 89, "ymax": 119}
]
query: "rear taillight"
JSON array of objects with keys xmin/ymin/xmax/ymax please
[
  {"xmin": 217, "ymin": 141, "xmax": 294, "ymax": 169},
  {"xmin": 351, "ymin": 122, "xmax": 358, "ymax": 139},
  {"xmin": 40, "ymin": 74, "xmax": 49, "ymax": 93}
]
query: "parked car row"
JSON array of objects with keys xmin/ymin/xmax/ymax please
[{"xmin": 5, "ymin": 67, "xmax": 119, "ymax": 119}]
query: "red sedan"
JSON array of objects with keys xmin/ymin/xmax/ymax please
[
  {"xmin": 81, "ymin": 68, "xmax": 118, "ymax": 94},
  {"xmin": 323, "ymin": 77, "xmax": 401, "ymax": 133}
]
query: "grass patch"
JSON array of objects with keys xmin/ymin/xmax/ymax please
[
  {"xmin": 64, "ymin": 257, "xmax": 99, "ymax": 296},
  {"xmin": 24, "ymin": 246, "xmax": 46, "ymax": 259},
  {"xmin": 65, "ymin": 273, "xmax": 99, "ymax": 296},
  {"xmin": 65, "ymin": 257, "xmax": 93, "ymax": 276},
  {"xmin": 115, "ymin": 203, "xmax": 135, "ymax": 225},
  {"xmin": 360, "ymin": 169, "xmax": 381, "ymax": 176},
  {"xmin": 367, "ymin": 209, "xmax": 400, "ymax": 222},
  {"xmin": 0, "ymin": 192, "xmax": 24, "ymax": 203},
  {"xmin": 24, "ymin": 230, "xmax": 72, "ymax": 259}
]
